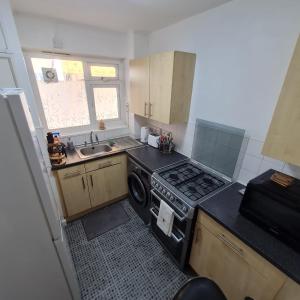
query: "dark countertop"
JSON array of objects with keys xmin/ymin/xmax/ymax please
[
  {"xmin": 126, "ymin": 145, "xmax": 188, "ymax": 173},
  {"xmin": 199, "ymin": 183, "xmax": 300, "ymax": 284}
]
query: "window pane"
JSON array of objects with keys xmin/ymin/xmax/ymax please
[
  {"xmin": 93, "ymin": 87, "xmax": 119, "ymax": 120},
  {"xmin": 90, "ymin": 65, "xmax": 117, "ymax": 77},
  {"xmin": 31, "ymin": 58, "xmax": 90, "ymax": 129}
]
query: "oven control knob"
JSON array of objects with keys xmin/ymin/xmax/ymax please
[
  {"xmin": 170, "ymin": 196, "xmax": 175, "ymax": 202},
  {"xmin": 159, "ymin": 186, "xmax": 163, "ymax": 192},
  {"xmin": 182, "ymin": 206, "xmax": 188, "ymax": 213},
  {"xmin": 166, "ymin": 192, "xmax": 171, "ymax": 198}
]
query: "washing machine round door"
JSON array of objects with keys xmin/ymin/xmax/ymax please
[{"xmin": 128, "ymin": 172, "xmax": 147, "ymax": 207}]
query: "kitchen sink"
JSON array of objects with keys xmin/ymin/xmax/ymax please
[
  {"xmin": 74, "ymin": 137, "xmax": 142, "ymax": 159},
  {"xmin": 76, "ymin": 144, "xmax": 113, "ymax": 158}
]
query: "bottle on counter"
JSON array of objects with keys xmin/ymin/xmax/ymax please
[
  {"xmin": 67, "ymin": 137, "xmax": 75, "ymax": 151},
  {"xmin": 99, "ymin": 119, "xmax": 106, "ymax": 130},
  {"xmin": 46, "ymin": 132, "xmax": 54, "ymax": 144}
]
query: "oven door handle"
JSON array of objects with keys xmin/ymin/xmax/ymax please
[
  {"xmin": 150, "ymin": 190, "xmax": 186, "ymax": 222},
  {"xmin": 150, "ymin": 207, "xmax": 184, "ymax": 244}
]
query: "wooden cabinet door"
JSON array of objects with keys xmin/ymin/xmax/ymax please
[
  {"xmin": 58, "ymin": 172, "xmax": 91, "ymax": 217},
  {"xmin": 149, "ymin": 52, "xmax": 174, "ymax": 124},
  {"xmin": 170, "ymin": 51, "xmax": 196, "ymax": 123},
  {"xmin": 274, "ymin": 278, "xmax": 300, "ymax": 300},
  {"xmin": 0, "ymin": 57, "xmax": 16, "ymax": 88},
  {"xmin": 262, "ymin": 35, "xmax": 300, "ymax": 166},
  {"xmin": 88, "ymin": 157, "xmax": 127, "ymax": 207},
  {"xmin": 129, "ymin": 57, "xmax": 149, "ymax": 118},
  {"xmin": 190, "ymin": 223, "xmax": 284, "ymax": 300}
]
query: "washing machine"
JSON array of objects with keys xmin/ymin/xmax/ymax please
[{"xmin": 127, "ymin": 156, "xmax": 152, "ymax": 224}]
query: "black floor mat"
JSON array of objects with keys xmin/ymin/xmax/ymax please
[{"xmin": 82, "ymin": 202, "xmax": 130, "ymax": 240}]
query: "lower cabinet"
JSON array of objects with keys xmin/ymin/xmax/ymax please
[
  {"xmin": 274, "ymin": 278, "xmax": 300, "ymax": 300},
  {"xmin": 57, "ymin": 165, "xmax": 91, "ymax": 216},
  {"xmin": 87, "ymin": 160, "xmax": 127, "ymax": 207},
  {"xmin": 56, "ymin": 154, "xmax": 128, "ymax": 219},
  {"xmin": 189, "ymin": 212, "xmax": 287, "ymax": 300}
]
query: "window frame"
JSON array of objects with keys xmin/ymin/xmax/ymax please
[
  {"xmin": 25, "ymin": 52, "xmax": 126, "ymax": 135},
  {"xmin": 87, "ymin": 83, "xmax": 121, "ymax": 122},
  {"xmin": 87, "ymin": 62, "xmax": 119, "ymax": 80}
]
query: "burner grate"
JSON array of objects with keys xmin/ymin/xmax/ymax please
[
  {"xmin": 159, "ymin": 162, "xmax": 225, "ymax": 202},
  {"xmin": 160, "ymin": 163, "xmax": 204, "ymax": 186}
]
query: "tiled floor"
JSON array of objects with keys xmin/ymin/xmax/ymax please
[{"xmin": 65, "ymin": 199, "xmax": 191, "ymax": 300}]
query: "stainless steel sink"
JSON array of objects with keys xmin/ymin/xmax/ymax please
[
  {"xmin": 76, "ymin": 144, "xmax": 113, "ymax": 158},
  {"xmin": 74, "ymin": 137, "xmax": 143, "ymax": 159}
]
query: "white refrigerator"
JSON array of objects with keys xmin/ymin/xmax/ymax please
[{"xmin": 0, "ymin": 89, "xmax": 80, "ymax": 300}]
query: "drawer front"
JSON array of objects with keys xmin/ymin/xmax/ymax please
[
  {"xmin": 197, "ymin": 212, "xmax": 286, "ymax": 283},
  {"xmin": 84, "ymin": 154, "xmax": 125, "ymax": 173},
  {"xmin": 57, "ymin": 164, "xmax": 86, "ymax": 179}
]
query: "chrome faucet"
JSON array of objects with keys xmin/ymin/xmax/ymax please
[{"xmin": 90, "ymin": 131, "xmax": 94, "ymax": 147}]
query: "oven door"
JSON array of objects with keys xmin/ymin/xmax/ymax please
[
  {"xmin": 150, "ymin": 190, "xmax": 187, "ymax": 268},
  {"xmin": 128, "ymin": 171, "xmax": 148, "ymax": 207}
]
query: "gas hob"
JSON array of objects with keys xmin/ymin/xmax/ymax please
[{"xmin": 151, "ymin": 161, "xmax": 231, "ymax": 216}]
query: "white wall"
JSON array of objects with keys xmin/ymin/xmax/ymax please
[
  {"xmin": 14, "ymin": 13, "xmax": 138, "ymax": 142},
  {"xmin": 0, "ymin": 3, "xmax": 40, "ymax": 127},
  {"xmin": 138, "ymin": 0, "xmax": 300, "ymax": 184},
  {"xmin": 14, "ymin": 12, "xmax": 130, "ymax": 58}
]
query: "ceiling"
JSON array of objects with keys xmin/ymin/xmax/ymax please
[{"xmin": 11, "ymin": 0, "xmax": 231, "ymax": 33}]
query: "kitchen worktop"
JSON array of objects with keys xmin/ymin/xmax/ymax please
[
  {"xmin": 51, "ymin": 136, "xmax": 143, "ymax": 170},
  {"xmin": 126, "ymin": 145, "xmax": 188, "ymax": 173},
  {"xmin": 199, "ymin": 183, "xmax": 300, "ymax": 284}
]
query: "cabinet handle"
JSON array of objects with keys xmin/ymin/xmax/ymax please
[
  {"xmin": 217, "ymin": 233, "xmax": 244, "ymax": 257},
  {"xmin": 149, "ymin": 103, "xmax": 152, "ymax": 117},
  {"xmin": 97, "ymin": 161, "xmax": 115, "ymax": 170},
  {"xmin": 144, "ymin": 102, "xmax": 148, "ymax": 117},
  {"xmin": 64, "ymin": 170, "xmax": 81, "ymax": 178},
  {"xmin": 90, "ymin": 175, "xmax": 94, "ymax": 187},
  {"xmin": 81, "ymin": 177, "xmax": 85, "ymax": 190}
]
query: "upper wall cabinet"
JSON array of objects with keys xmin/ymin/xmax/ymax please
[
  {"xmin": 129, "ymin": 51, "xmax": 196, "ymax": 124},
  {"xmin": 262, "ymin": 35, "xmax": 300, "ymax": 166},
  {"xmin": 0, "ymin": 24, "xmax": 8, "ymax": 53},
  {"xmin": 129, "ymin": 56, "xmax": 150, "ymax": 118}
]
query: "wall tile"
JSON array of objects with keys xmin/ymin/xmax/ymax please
[
  {"xmin": 241, "ymin": 154, "xmax": 263, "ymax": 174},
  {"xmin": 282, "ymin": 163, "xmax": 300, "ymax": 179},
  {"xmin": 259, "ymin": 157, "xmax": 284, "ymax": 174},
  {"xmin": 238, "ymin": 169, "xmax": 257, "ymax": 186},
  {"xmin": 60, "ymin": 127, "xmax": 130, "ymax": 146},
  {"xmin": 245, "ymin": 138, "xmax": 264, "ymax": 158}
]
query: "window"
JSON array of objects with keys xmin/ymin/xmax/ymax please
[
  {"xmin": 93, "ymin": 86, "xmax": 119, "ymax": 120},
  {"xmin": 90, "ymin": 65, "xmax": 117, "ymax": 78},
  {"xmin": 28, "ymin": 54, "xmax": 124, "ymax": 132},
  {"xmin": 31, "ymin": 58, "xmax": 90, "ymax": 130}
]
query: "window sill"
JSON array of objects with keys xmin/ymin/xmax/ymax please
[{"xmin": 59, "ymin": 121, "xmax": 130, "ymax": 145}]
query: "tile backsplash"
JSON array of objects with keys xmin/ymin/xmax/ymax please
[
  {"xmin": 238, "ymin": 138, "xmax": 300, "ymax": 185},
  {"xmin": 59, "ymin": 127, "xmax": 131, "ymax": 146},
  {"xmin": 134, "ymin": 116, "xmax": 300, "ymax": 185}
]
